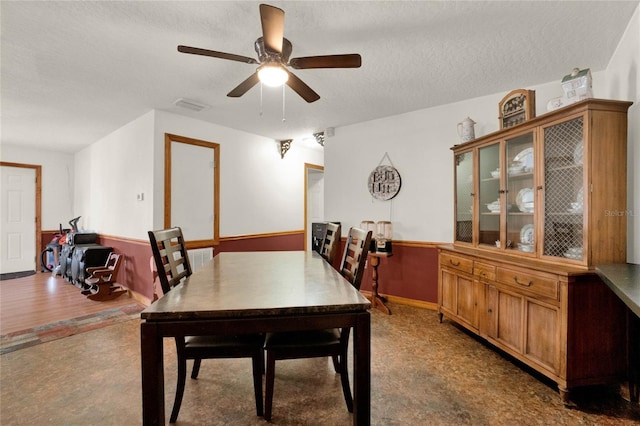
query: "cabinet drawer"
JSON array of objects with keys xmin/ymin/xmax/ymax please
[
  {"xmin": 496, "ymin": 267, "xmax": 559, "ymax": 300},
  {"xmin": 474, "ymin": 262, "xmax": 496, "ymax": 281},
  {"xmin": 440, "ymin": 252, "xmax": 473, "ymax": 274}
]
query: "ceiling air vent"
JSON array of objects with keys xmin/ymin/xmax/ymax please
[{"xmin": 173, "ymin": 98, "xmax": 210, "ymax": 112}]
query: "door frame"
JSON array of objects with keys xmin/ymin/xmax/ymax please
[
  {"xmin": 164, "ymin": 134, "xmax": 220, "ymax": 249},
  {"xmin": 304, "ymin": 163, "xmax": 324, "ymax": 251},
  {"xmin": 0, "ymin": 161, "xmax": 42, "ymax": 269}
]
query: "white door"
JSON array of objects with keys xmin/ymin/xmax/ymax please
[
  {"xmin": 306, "ymin": 168, "xmax": 324, "ymax": 250},
  {"xmin": 0, "ymin": 166, "xmax": 36, "ymax": 273}
]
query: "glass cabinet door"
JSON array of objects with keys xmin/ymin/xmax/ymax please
[
  {"xmin": 542, "ymin": 116, "xmax": 584, "ymax": 262},
  {"xmin": 505, "ymin": 132, "xmax": 535, "ymax": 254},
  {"xmin": 478, "ymin": 143, "xmax": 500, "ymax": 248},
  {"xmin": 455, "ymin": 151, "xmax": 473, "ymax": 243}
]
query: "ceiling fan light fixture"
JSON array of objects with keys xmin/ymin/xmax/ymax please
[{"xmin": 258, "ymin": 63, "xmax": 288, "ymax": 87}]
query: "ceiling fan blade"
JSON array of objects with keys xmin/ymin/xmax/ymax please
[
  {"xmin": 227, "ymin": 72, "xmax": 260, "ymax": 98},
  {"xmin": 260, "ymin": 4, "xmax": 284, "ymax": 53},
  {"xmin": 178, "ymin": 45, "xmax": 258, "ymax": 64},
  {"xmin": 289, "ymin": 54, "xmax": 362, "ymax": 69},
  {"xmin": 285, "ymin": 70, "xmax": 320, "ymax": 103}
]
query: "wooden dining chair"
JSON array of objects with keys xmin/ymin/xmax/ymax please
[
  {"xmin": 263, "ymin": 226, "xmax": 372, "ymax": 421},
  {"xmin": 148, "ymin": 227, "xmax": 265, "ymax": 423},
  {"xmin": 319, "ymin": 222, "xmax": 341, "ymax": 266}
]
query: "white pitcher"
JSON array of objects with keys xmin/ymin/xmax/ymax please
[{"xmin": 457, "ymin": 117, "xmax": 476, "ymax": 142}]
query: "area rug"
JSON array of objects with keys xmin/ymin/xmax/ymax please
[
  {"xmin": 0, "ymin": 303, "xmax": 145, "ymax": 354},
  {"xmin": 0, "ymin": 270, "xmax": 36, "ymax": 281}
]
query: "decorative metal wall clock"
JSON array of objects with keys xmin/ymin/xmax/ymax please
[{"xmin": 368, "ymin": 153, "xmax": 401, "ymax": 201}]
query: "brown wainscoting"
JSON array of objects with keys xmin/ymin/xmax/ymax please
[
  {"xmin": 217, "ymin": 230, "xmax": 304, "ymax": 252},
  {"xmin": 43, "ymin": 230, "xmax": 441, "ymax": 306},
  {"xmin": 336, "ymin": 240, "xmax": 441, "ymax": 304},
  {"xmin": 363, "ymin": 242, "xmax": 440, "ymax": 304},
  {"xmin": 97, "ymin": 235, "xmax": 155, "ymax": 303}
]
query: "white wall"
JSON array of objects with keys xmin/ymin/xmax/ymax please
[
  {"xmin": 0, "ymin": 144, "xmax": 74, "ymax": 230},
  {"xmin": 74, "ymin": 111, "xmax": 155, "ymax": 239},
  {"xmin": 325, "ymin": 5, "xmax": 639, "ymax": 262},
  {"xmin": 324, "ymin": 76, "xmax": 597, "ymax": 243},
  {"xmin": 72, "ymin": 109, "xmax": 323, "ymax": 240},
  {"xmin": 152, "ymin": 110, "xmax": 323, "ymax": 237},
  {"xmin": 603, "ymin": 4, "xmax": 640, "ymax": 263}
]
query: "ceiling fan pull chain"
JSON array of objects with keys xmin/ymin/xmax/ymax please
[
  {"xmin": 259, "ymin": 83, "xmax": 264, "ymax": 116},
  {"xmin": 282, "ymin": 85, "xmax": 286, "ymax": 122}
]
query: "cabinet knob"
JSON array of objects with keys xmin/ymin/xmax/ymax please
[
  {"xmin": 449, "ymin": 259, "xmax": 461, "ymax": 266},
  {"xmin": 488, "ymin": 308, "xmax": 493, "ymax": 313}
]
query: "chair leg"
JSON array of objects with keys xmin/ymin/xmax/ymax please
[
  {"xmin": 191, "ymin": 358, "xmax": 202, "ymax": 379},
  {"xmin": 339, "ymin": 351, "xmax": 353, "ymax": 413},
  {"xmin": 252, "ymin": 350, "xmax": 264, "ymax": 416},
  {"xmin": 331, "ymin": 354, "xmax": 340, "ymax": 372},
  {"xmin": 170, "ymin": 355, "xmax": 188, "ymax": 423},
  {"xmin": 264, "ymin": 353, "xmax": 277, "ymax": 421}
]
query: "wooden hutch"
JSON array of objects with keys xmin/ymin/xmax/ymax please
[{"xmin": 438, "ymin": 99, "xmax": 632, "ymax": 402}]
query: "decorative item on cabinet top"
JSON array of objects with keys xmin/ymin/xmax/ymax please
[
  {"xmin": 562, "ymin": 68, "xmax": 592, "ymax": 103},
  {"xmin": 457, "ymin": 117, "xmax": 476, "ymax": 142},
  {"xmin": 498, "ymin": 89, "xmax": 536, "ymax": 129},
  {"xmin": 547, "ymin": 67, "xmax": 593, "ymax": 111}
]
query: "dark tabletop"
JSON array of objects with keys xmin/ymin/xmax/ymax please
[
  {"xmin": 596, "ymin": 263, "xmax": 640, "ymax": 318},
  {"xmin": 142, "ymin": 251, "xmax": 371, "ymax": 320}
]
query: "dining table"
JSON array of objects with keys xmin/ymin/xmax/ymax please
[
  {"xmin": 140, "ymin": 250, "xmax": 372, "ymax": 425},
  {"xmin": 596, "ymin": 263, "xmax": 640, "ymax": 403}
]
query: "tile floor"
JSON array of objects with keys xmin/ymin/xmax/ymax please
[{"xmin": 1, "ymin": 303, "xmax": 639, "ymax": 425}]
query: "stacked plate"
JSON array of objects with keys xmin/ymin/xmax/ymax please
[
  {"xmin": 486, "ymin": 201, "xmax": 501, "ymax": 213},
  {"xmin": 564, "ymin": 247, "xmax": 582, "ymax": 260},
  {"xmin": 516, "ymin": 188, "xmax": 534, "ymax": 212}
]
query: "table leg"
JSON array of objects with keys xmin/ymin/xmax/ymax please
[
  {"xmin": 353, "ymin": 312, "xmax": 371, "ymax": 426},
  {"xmin": 370, "ymin": 256, "xmax": 391, "ymax": 315},
  {"xmin": 141, "ymin": 322, "xmax": 165, "ymax": 425}
]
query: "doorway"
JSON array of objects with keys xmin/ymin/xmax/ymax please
[
  {"xmin": 304, "ymin": 163, "xmax": 324, "ymax": 251},
  {"xmin": 0, "ymin": 162, "xmax": 42, "ymax": 274}
]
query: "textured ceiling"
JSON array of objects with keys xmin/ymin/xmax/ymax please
[{"xmin": 1, "ymin": 1, "xmax": 638, "ymax": 153}]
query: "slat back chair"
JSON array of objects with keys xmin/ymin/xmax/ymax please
[
  {"xmin": 319, "ymin": 222, "xmax": 341, "ymax": 265},
  {"xmin": 148, "ymin": 227, "xmax": 192, "ymax": 294},
  {"xmin": 339, "ymin": 226, "xmax": 372, "ymax": 290},
  {"xmin": 148, "ymin": 227, "xmax": 264, "ymax": 423},
  {"xmin": 263, "ymin": 227, "xmax": 372, "ymax": 421}
]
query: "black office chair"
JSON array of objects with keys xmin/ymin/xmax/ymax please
[
  {"xmin": 148, "ymin": 227, "xmax": 264, "ymax": 423},
  {"xmin": 263, "ymin": 226, "xmax": 372, "ymax": 421}
]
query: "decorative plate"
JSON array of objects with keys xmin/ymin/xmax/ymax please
[
  {"xmin": 520, "ymin": 224, "xmax": 534, "ymax": 244},
  {"xmin": 513, "ymin": 147, "xmax": 533, "ymax": 171},
  {"xmin": 573, "ymin": 142, "xmax": 584, "ymax": 165},
  {"xmin": 516, "ymin": 188, "xmax": 534, "ymax": 212},
  {"xmin": 368, "ymin": 165, "xmax": 402, "ymax": 201}
]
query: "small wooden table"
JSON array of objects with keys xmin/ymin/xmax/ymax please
[
  {"xmin": 596, "ymin": 263, "xmax": 640, "ymax": 403},
  {"xmin": 368, "ymin": 252, "xmax": 392, "ymax": 315},
  {"xmin": 140, "ymin": 251, "xmax": 372, "ymax": 425}
]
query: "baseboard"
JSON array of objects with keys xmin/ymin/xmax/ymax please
[
  {"xmin": 126, "ymin": 287, "xmax": 153, "ymax": 307},
  {"xmin": 359, "ymin": 290, "xmax": 437, "ymax": 311}
]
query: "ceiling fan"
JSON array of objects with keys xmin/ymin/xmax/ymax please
[{"xmin": 177, "ymin": 3, "xmax": 362, "ymax": 103}]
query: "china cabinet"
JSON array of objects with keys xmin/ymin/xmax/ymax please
[{"xmin": 440, "ymin": 99, "xmax": 632, "ymax": 402}]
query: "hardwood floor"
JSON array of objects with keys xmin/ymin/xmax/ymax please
[{"xmin": 0, "ymin": 271, "xmax": 137, "ymax": 335}]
